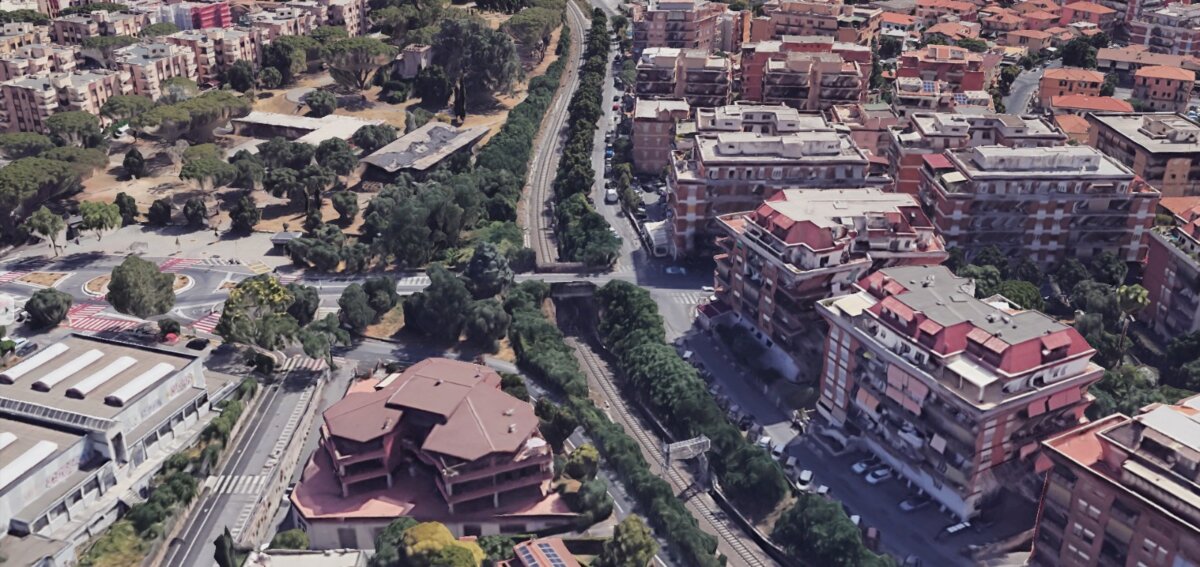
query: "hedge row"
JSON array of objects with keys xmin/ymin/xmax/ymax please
[{"xmin": 503, "ymin": 281, "xmax": 721, "ymax": 567}]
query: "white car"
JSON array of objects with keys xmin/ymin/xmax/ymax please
[
  {"xmin": 604, "ymin": 188, "xmax": 619, "ymax": 204},
  {"xmin": 700, "ymin": 285, "xmax": 715, "ymax": 292},
  {"xmin": 755, "ymin": 435, "xmax": 771, "ymax": 449},
  {"xmin": 794, "ymin": 469, "xmax": 814, "ymax": 491},
  {"xmin": 851, "ymin": 457, "xmax": 879, "ymax": 474},
  {"xmin": 665, "ymin": 266, "xmax": 687, "ymax": 275},
  {"xmin": 771, "ymin": 443, "xmax": 786, "ymax": 460},
  {"xmin": 865, "ymin": 466, "xmax": 893, "ymax": 485}
]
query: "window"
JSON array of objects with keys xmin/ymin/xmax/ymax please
[{"xmin": 337, "ymin": 528, "xmax": 358, "ymax": 548}]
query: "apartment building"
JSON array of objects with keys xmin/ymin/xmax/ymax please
[
  {"xmin": 1143, "ymin": 198, "xmax": 1200, "ymax": 338},
  {"xmin": 1129, "ymin": 4, "xmax": 1200, "ymax": 57},
  {"xmin": 897, "ymin": 45, "xmax": 992, "ymax": 92},
  {"xmin": 1098, "ymin": 45, "xmax": 1200, "ymax": 86},
  {"xmin": 631, "ymin": 0, "xmax": 726, "ymax": 53},
  {"xmin": 115, "ymin": 42, "xmax": 198, "ymax": 100},
  {"xmin": 248, "ymin": 6, "xmax": 317, "ymax": 41},
  {"xmin": 290, "ymin": 358, "xmax": 570, "ymax": 548},
  {"xmin": 712, "ymin": 188, "xmax": 946, "ymax": 366},
  {"xmin": 759, "ymin": 52, "xmax": 865, "ymax": 111},
  {"xmin": 635, "ymin": 47, "xmax": 731, "ymax": 108},
  {"xmin": 1037, "ymin": 67, "xmax": 1106, "ymax": 109},
  {"xmin": 1087, "ymin": 112, "xmax": 1200, "ymax": 197},
  {"xmin": 0, "ymin": 22, "xmax": 51, "ymax": 56},
  {"xmin": 828, "ymin": 102, "xmax": 900, "ymax": 156},
  {"xmin": 1005, "ymin": 29, "xmax": 1054, "ymax": 52},
  {"xmin": 740, "ymin": 36, "xmax": 870, "ymax": 102},
  {"xmin": 915, "ymin": 0, "xmax": 977, "ymax": 25},
  {"xmin": 891, "ymin": 76, "xmax": 993, "ymax": 118},
  {"xmin": 0, "ymin": 43, "xmax": 77, "ymax": 81},
  {"xmin": 1048, "ymin": 94, "xmax": 1135, "ymax": 115},
  {"xmin": 632, "ymin": 98, "xmax": 691, "ymax": 174},
  {"xmin": 1030, "ymin": 397, "xmax": 1200, "ymax": 567},
  {"xmin": 0, "ymin": 69, "xmax": 130, "ymax": 132},
  {"xmin": 165, "ymin": 27, "xmax": 261, "ymax": 85},
  {"xmin": 1059, "ymin": 2, "xmax": 1119, "ymax": 31},
  {"xmin": 1132, "ymin": 65, "xmax": 1194, "ymax": 113},
  {"xmin": 886, "ymin": 112, "xmax": 1067, "ymax": 195},
  {"xmin": 324, "ymin": 0, "xmax": 368, "ymax": 36},
  {"xmin": 51, "ymin": 10, "xmax": 151, "ymax": 45},
  {"xmin": 751, "ymin": 0, "xmax": 881, "ymax": 45},
  {"xmin": 158, "ymin": 2, "xmax": 233, "ymax": 31},
  {"xmin": 667, "ymin": 107, "xmax": 884, "ymax": 255},
  {"xmin": 919, "ymin": 145, "xmax": 1159, "ymax": 265},
  {"xmin": 816, "ymin": 265, "xmax": 1103, "ymax": 520}
]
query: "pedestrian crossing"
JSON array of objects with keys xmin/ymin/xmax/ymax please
[
  {"xmin": 265, "ymin": 388, "xmax": 313, "ymax": 470},
  {"xmin": 158, "ymin": 258, "xmax": 200, "ymax": 273},
  {"xmin": 230, "ymin": 502, "xmax": 255, "ymax": 539},
  {"xmin": 396, "ymin": 275, "xmax": 431, "ymax": 287},
  {"xmin": 278, "ymin": 355, "xmax": 328, "ymax": 373},
  {"xmin": 665, "ymin": 291, "xmax": 708, "ymax": 305},
  {"xmin": 0, "ymin": 271, "xmax": 29, "ymax": 284},
  {"xmin": 191, "ymin": 312, "xmax": 221, "ymax": 334},
  {"xmin": 68, "ymin": 317, "xmax": 139, "ymax": 332},
  {"xmin": 207, "ymin": 474, "xmax": 269, "ymax": 495},
  {"xmin": 276, "ymin": 274, "xmax": 300, "ymax": 284},
  {"xmin": 247, "ymin": 261, "xmax": 271, "ymax": 275},
  {"xmin": 200, "ymin": 258, "xmax": 241, "ymax": 266},
  {"xmin": 68, "ymin": 302, "xmax": 107, "ymax": 318}
]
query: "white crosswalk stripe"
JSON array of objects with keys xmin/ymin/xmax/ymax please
[
  {"xmin": 278, "ymin": 356, "xmax": 328, "ymax": 373},
  {"xmin": 669, "ymin": 292, "xmax": 707, "ymax": 305},
  {"xmin": 201, "ymin": 258, "xmax": 241, "ymax": 266},
  {"xmin": 230, "ymin": 502, "xmax": 255, "ymax": 539},
  {"xmin": 208, "ymin": 474, "xmax": 269, "ymax": 495},
  {"xmin": 396, "ymin": 275, "xmax": 431, "ymax": 287}
]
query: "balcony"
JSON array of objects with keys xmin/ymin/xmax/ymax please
[{"xmin": 437, "ymin": 465, "xmax": 552, "ymax": 505}]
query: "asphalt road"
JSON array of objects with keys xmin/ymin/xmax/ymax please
[{"xmin": 1002, "ymin": 61, "xmax": 1057, "ymax": 114}]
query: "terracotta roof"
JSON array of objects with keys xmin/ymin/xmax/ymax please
[
  {"xmin": 925, "ymin": 22, "xmax": 977, "ymax": 39},
  {"xmin": 1009, "ymin": 29, "xmax": 1051, "ymax": 38},
  {"xmin": 421, "ymin": 382, "xmax": 540, "ymax": 461},
  {"xmin": 1049, "ymin": 95, "xmax": 1133, "ymax": 112},
  {"xmin": 881, "ymin": 12, "xmax": 917, "ymax": 25},
  {"xmin": 1043, "ymin": 66, "xmax": 1105, "ymax": 82},
  {"xmin": 322, "ymin": 389, "xmax": 403, "ymax": 443},
  {"xmin": 387, "ymin": 358, "xmax": 502, "ymax": 418},
  {"xmin": 1062, "ymin": 1, "xmax": 1116, "ymax": 14},
  {"xmin": 1136, "ymin": 65, "xmax": 1195, "ymax": 81},
  {"xmin": 1025, "ymin": 9, "xmax": 1058, "ymax": 19},
  {"xmin": 923, "ymin": 153, "xmax": 954, "ymax": 169},
  {"xmin": 1160, "ymin": 196, "xmax": 1200, "ymax": 217},
  {"xmin": 1053, "ymin": 113, "xmax": 1090, "ymax": 135}
]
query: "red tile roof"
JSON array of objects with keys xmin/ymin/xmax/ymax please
[
  {"xmin": 1052, "ymin": 113, "xmax": 1091, "ymax": 135},
  {"xmin": 1049, "ymin": 94, "xmax": 1134, "ymax": 112},
  {"xmin": 322, "ymin": 388, "xmax": 402, "ymax": 443},
  {"xmin": 881, "ymin": 11, "xmax": 917, "ymax": 25},
  {"xmin": 1043, "ymin": 66, "xmax": 1105, "ymax": 82},
  {"xmin": 1062, "ymin": 1, "xmax": 1116, "ymax": 14},
  {"xmin": 1135, "ymin": 65, "xmax": 1195, "ymax": 81}
]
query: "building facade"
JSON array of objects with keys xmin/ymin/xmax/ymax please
[
  {"xmin": 1038, "ymin": 67, "xmax": 1107, "ymax": 109},
  {"xmin": 918, "ymin": 145, "xmax": 1160, "ymax": 265},
  {"xmin": 752, "ymin": 0, "xmax": 881, "ymax": 45},
  {"xmin": 1142, "ymin": 199, "xmax": 1200, "ymax": 339},
  {"xmin": 165, "ymin": 27, "xmax": 262, "ymax": 86},
  {"xmin": 1132, "ymin": 65, "xmax": 1194, "ymax": 113},
  {"xmin": 631, "ymin": 0, "xmax": 726, "ymax": 53},
  {"xmin": 712, "ymin": 188, "xmax": 946, "ymax": 369},
  {"xmin": 632, "ymin": 98, "xmax": 691, "ymax": 175},
  {"xmin": 885, "ymin": 112, "xmax": 1067, "ymax": 195},
  {"xmin": 816, "ymin": 265, "xmax": 1104, "ymax": 520},
  {"xmin": 1030, "ymin": 397, "xmax": 1200, "ymax": 567},
  {"xmin": 1129, "ymin": 4, "xmax": 1200, "ymax": 57},
  {"xmin": 1087, "ymin": 112, "xmax": 1200, "ymax": 198},
  {"xmin": 668, "ymin": 106, "xmax": 885, "ymax": 255},
  {"xmin": 0, "ymin": 43, "xmax": 77, "ymax": 81},
  {"xmin": 0, "ymin": 69, "xmax": 131, "ymax": 133},
  {"xmin": 115, "ymin": 42, "xmax": 199, "ymax": 100},
  {"xmin": 635, "ymin": 47, "xmax": 732, "ymax": 108}
]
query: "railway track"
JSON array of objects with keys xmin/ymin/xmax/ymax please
[
  {"xmin": 526, "ymin": 0, "xmax": 588, "ymax": 265},
  {"xmin": 571, "ymin": 339, "xmax": 774, "ymax": 567}
]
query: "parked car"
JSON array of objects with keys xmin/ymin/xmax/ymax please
[
  {"xmin": 613, "ymin": 94, "xmax": 621, "ymax": 102},
  {"xmin": 794, "ymin": 469, "xmax": 814, "ymax": 492},
  {"xmin": 612, "ymin": 103, "xmax": 620, "ymax": 111},
  {"xmin": 900, "ymin": 494, "xmax": 932, "ymax": 512},
  {"xmin": 665, "ymin": 266, "xmax": 687, "ymax": 275},
  {"xmin": 15, "ymin": 342, "xmax": 38, "ymax": 357},
  {"xmin": 185, "ymin": 338, "xmax": 211, "ymax": 351},
  {"xmin": 865, "ymin": 466, "xmax": 893, "ymax": 485},
  {"xmin": 784, "ymin": 456, "xmax": 797, "ymax": 471},
  {"xmin": 814, "ymin": 485, "xmax": 830, "ymax": 497},
  {"xmin": 936, "ymin": 521, "xmax": 972, "ymax": 541},
  {"xmin": 755, "ymin": 435, "xmax": 771, "ymax": 449},
  {"xmin": 903, "ymin": 555, "xmax": 922, "ymax": 567},
  {"xmin": 851, "ymin": 456, "xmax": 880, "ymax": 474},
  {"xmin": 701, "ymin": 285, "xmax": 714, "ymax": 292},
  {"xmin": 738, "ymin": 414, "xmax": 754, "ymax": 430},
  {"xmin": 605, "ymin": 188, "xmax": 619, "ymax": 204},
  {"xmin": 771, "ymin": 443, "xmax": 786, "ymax": 460}
]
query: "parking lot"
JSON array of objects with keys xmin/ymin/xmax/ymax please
[{"xmin": 683, "ymin": 329, "xmax": 1035, "ymax": 566}]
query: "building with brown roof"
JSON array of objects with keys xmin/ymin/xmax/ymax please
[
  {"xmin": 1059, "ymin": 1, "xmax": 1119, "ymax": 31},
  {"xmin": 1029, "ymin": 396, "xmax": 1200, "ymax": 567},
  {"xmin": 1005, "ymin": 29, "xmax": 1053, "ymax": 52},
  {"xmin": 1038, "ymin": 67, "xmax": 1106, "ymax": 108},
  {"xmin": 1133, "ymin": 65, "xmax": 1195, "ymax": 113},
  {"xmin": 1098, "ymin": 45, "xmax": 1200, "ymax": 86},
  {"xmin": 914, "ymin": 0, "xmax": 977, "ymax": 25},
  {"xmin": 1087, "ymin": 112, "xmax": 1200, "ymax": 198},
  {"xmin": 290, "ymin": 358, "xmax": 568, "ymax": 549},
  {"xmin": 828, "ymin": 102, "xmax": 900, "ymax": 155},
  {"xmin": 896, "ymin": 44, "xmax": 993, "ymax": 92},
  {"xmin": 1048, "ymin": 94, "xmax": 1135, "ymax": 115},
  {"xmin": 1053, "ymin": 113, "xmax": 1091, "ymax": 143},
  {"xmin": 923, "ymin": 21, "xmax": 980, "ymax": 41}
]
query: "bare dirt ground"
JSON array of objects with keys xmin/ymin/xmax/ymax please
[{"xmin": 19, "ymin": 272, "xmax": 68, "ymax": 288}]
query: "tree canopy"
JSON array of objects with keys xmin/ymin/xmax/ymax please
[
  {"xmin": 25, "ymin": 288, "xmax": 71, "ymax": 328},
  {"xmin": 108, "ymin": 255, "xmax": 176, "ymax": 318},
  {"xmin": 403, "ymin": 264, "xmax": 471, "ymax": 341},
  {"xmin": 324, "ymin": 37, "xmax": 397, "ymax": 92}
]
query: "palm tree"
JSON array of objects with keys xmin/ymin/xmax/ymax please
[{"xmin": 1117, "ymin": 284, "xmax": 1150, "ymax": 356}]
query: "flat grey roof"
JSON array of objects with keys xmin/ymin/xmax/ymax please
[
  {"xmin": 1089, "ymin": 112, "xmax": 1200, "ymax": 154},
  {"xmin": 361, "ymin": 122, "xmax": 488, "ymax": 173},
  {"xmin": 0, "ymin": 335, "xmax": 197, "ymax": 421},
  {"xmin": 880, "ymin": 265, "xmax": 1068, "ymax": 345}
]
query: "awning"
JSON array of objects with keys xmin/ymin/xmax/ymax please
[
  {"xmin": 1040, "ymin": 332, "xmax": 1072, "ymax": 351},
  {"xmin": 855, "ymin": 388, "xmax": 881, "ymax": 417},
  {"xmin": 1048, "ymin": 388, "xmax": 1081, "ymax": 411},
  {"xmin": 1028, "ymin": 398, "xmax": 1048, "ymax": 417}
]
